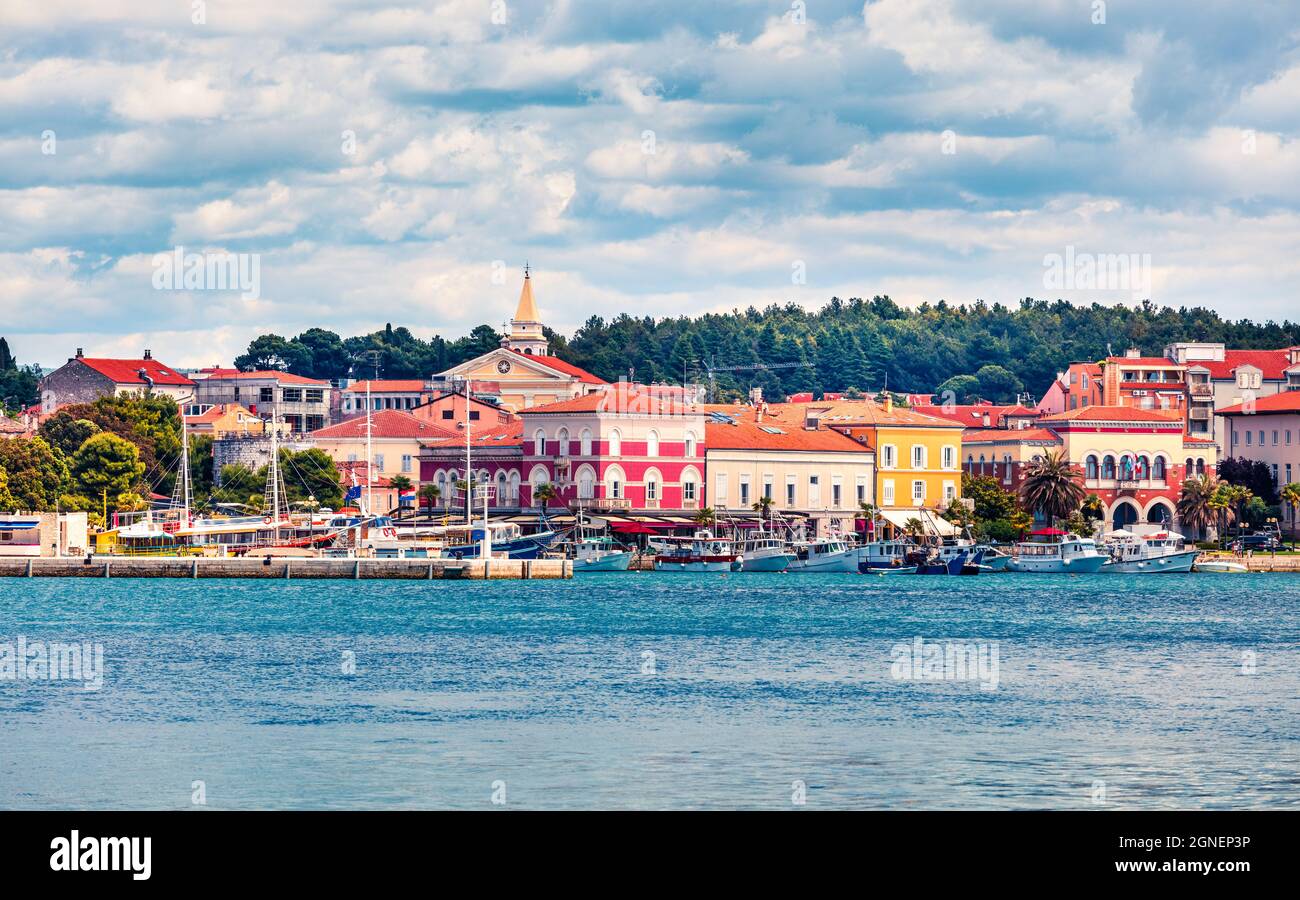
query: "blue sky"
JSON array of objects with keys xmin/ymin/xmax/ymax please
[{"xmin": 2, "ymin": 0, "xmax": 1298, "ymax": 367}]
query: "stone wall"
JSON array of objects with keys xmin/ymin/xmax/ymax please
[
  {"xmin": 212, "ymin": 435, "xmax": 315, "ymax": 484},
  {"xmin": 39, "ymin": 360, "xmax": 116, "ymax": 412}
]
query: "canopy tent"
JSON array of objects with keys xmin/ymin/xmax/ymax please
[{"xmin": 877, "ymin": 509, "xmax": 958, "ymax": 536}]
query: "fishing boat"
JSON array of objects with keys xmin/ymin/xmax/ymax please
[
  {"xmin": 1007, "ymin": 528, "xmax": 1108, "ymax": 574},
  {"xmin": 735, "ymin": 532, "xmax": 795, "ymax": 572},
  {"xmin": 1101, "ymin": 529, "xmax": 1199, "ymax": 574},
  {"xmin": 567, "ymin": 535, "xmax": 635, "ymax": 572},
  {"xmin": 978, "ymin": 546, "xmax": 1012, "ymax": 571},
  {"xmin": 1193, "ymin": 559, "xmax": 1250, "ymax": 574},
  {"xmin": 654, "ymin": 530, "xmax": 742, "ymax": 572},
  {"xmin": 441, "ymin": 521, "xmax": 564, "ymax": 560},
  {"xmin": 857, "ymin": 538, "xmax": 915, "ymax": 572},
  {"xmin": 868, "ymin": 565, "xmax": 918, "ymax": 576},
  {"xmin": 787, "ymin": 536, "xmax": 858, "ymax": 573}
]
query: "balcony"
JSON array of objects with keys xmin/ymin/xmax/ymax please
[
  {"xmin": 571, "ymin": 497, "xmax": 631, "ymax": 512},
  {"xmin": 1189, "ymin": 383, "xmax": 1213, "ymax": 398}
]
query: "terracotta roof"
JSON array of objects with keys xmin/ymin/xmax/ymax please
[
  {"xmin": 183, "ymin": 403, "xmax": 257, "ymax": 424},
  {"xmin": 336, "ymin": 460, "xmax": 395, "ymax": 489},
  {"xmin": 523, "ymin": 383, "xmax": 688, "ymax": 415},
  {"xmin": 1105, "ymin": 356, "xmax": 1184, "ymax": 367},
  {"xmin": 76, "ymin": 357, "xmax": 194, "ymax": 387},
  {"xmin": 1219, "ymin": 391, "xmax": 1300, "ymax": 415},
  {"xmin": 1186, "ymin": 349, "xmax": 1295, "ymax": 380},
  {"xmin": 344, "ymin": 380, "xmax": 428, "ymax": 393},
  {"xmin": 508, "ymin": 349, "xmax": 605, "ymax": 384},
  {"xmin": 1038, "ymin": 406, "xmax": 1185, "ymax": 425},
  {"xmin": 912, "ymin": 403, "xmax": 1038, "ymax": 427},
  {"xmin": 311, "ymin": 409, "xmax": 460, "ymax": 440},
  {"xmin": 0, "ymin": 416, "xmax": 26, "ymax": 434},
  {"xmin": 202, "ymin": 368, "xmax": 329, "ymax": 386},
  {"xmin": 705, "ymin": 418, "xmax": 871, "ymax": 453},
  {"xmin": 961, "ymin": 428, "xmax": 1062, "ymax": 444},
  {"xmin": 781, "ymin": 398, "xmax": 964, "ymax": 429}
]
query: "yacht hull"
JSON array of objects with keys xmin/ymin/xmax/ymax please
[
  {"xmin": 574, "ymin": 551, "xmax": 635, "ymax": 572},
  {"xmin": 787, "ymin": 550, "xmax": 859, "ymax": 573},
  {"xmin": 1102, "ymin": 549, "xmax": 1198, "ymax": 574},
  {"xmin": 1007, "ymin": 554, "xmax": 1109, "ymax": 574}
]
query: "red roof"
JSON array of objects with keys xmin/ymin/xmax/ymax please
[
  {"xmin": 508, "ymin": 350, "xmax": 605, "ymax": 384},
  {"xmin": 77, "ymin": 357, "xmax": 194, "ymax": 387},
  {"xmin": 704, "ymin": 418, "xmax": 871, "ymax": 453},
  {"xmin": 1187, "ymin": 349, "xmax": 1295, "ymax": 380},
  {"xmin": 200, "ymin": 367, "xmax": 328, "ymax": 385},
  {"xmin": 1105, "ymin": 356, "xmax": 1183, "ymax": 368},
  {"xmin": 344, "ymin": 380, "xmax": 428, "ymax": 393},
  {"xmin": 912, "ymin": 403, "xmax": 1038, "ymax": 427},
  {"xmin": 961, "ymin": 427, "xmax": 1061, "ymax": 444},
  {"xmin": 311, "ymin": 409, "xmax": 459, "ymax": 440},
  {"xmin": 524, "ymin": 383, "xmax": 686, "ymax": 415},
  {"xmin": 1219, "ymin": 391, "xmax": 1300, "ymax": 416},
  {"xmin": 1038, "ymin": 406, "xmax": 1184, "ymax": 425}
]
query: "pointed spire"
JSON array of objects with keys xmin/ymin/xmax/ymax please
[{"xmin": 514, "ymin": 265, "xmax": 539, "ymax": 323}]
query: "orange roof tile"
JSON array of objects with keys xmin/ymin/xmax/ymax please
[
  {"xmin": 78, "ymin": 357, "xmax": 194, "ymax": 387},
  {"xmin": 779, "ymin": 398, "xmax": 964, "ymax": 428},
  {"xmin": 202, "ymin": 368, "xmax": 329, "ymax": 386},
  {"xmin": 1187, "ymin": 349, "xmax": 1295, "ymax": 380},
  {"xmin": 523, "ymin": 383, "xmax": 689, "ymax": 415},
  {"xmin": 961, "ymin": 428, "xmax": 1062, "ymax": 444},
  {"xmin": 705, "ymin": 418, "xmax": 871, "ymax": 453},
  {"xmin": 508, "ymin": 350, "xmax": 605, "ymax": 384},
  {"xmin": 312, "ymin": 410, "xmax": 459, "ymax": 440},
  {"xmin": 1038, "ymin": 406, "xmax": 1184, "ymax": 424}
]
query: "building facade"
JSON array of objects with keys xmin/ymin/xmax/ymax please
[
  {"xmin": 310, "ymin": 410, "xmax": 458, "ymax": 487},
  {"xmin": 1219, "ymin": 392, "xmax": 1300, "ymax": 494},
  {"xmin": 39, "ymin": 350, "xmax": 195, "ymax": 413},
  {"xmin": 193, "ymin": 369, "xmax": 332, "ymax": 433}
]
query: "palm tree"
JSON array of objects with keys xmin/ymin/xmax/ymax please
[
  {"xmin": 903, "ymin": 516, "xmax": 927, "ymax": 544},
  {"xmin": 1282, "ymin": 482, "xmax": 1300, "ymax": 550},
  {"xmin": 389, "ymin": 474, "xmax": 413, "ymax": 516},
  {"xmin": 1208, "ymin": 481, "xmax": 1234, "ymax": 548},
  {"xmin": 751, "ymin": 494, "xmax": 773, "ymax": 526},
  {"xmin": 533, "ymin": 482, "xmax": 558, "ymax": 517},
  {"xmin": 1019, "ymin": 450, "xmax": 1086, "ymax": 527},
  {"xmin": 1226, "ymin": 484, "xmax": 1254, "ymax": 542},
  {"xmin": 417, "ymin": 483, "xmax": 440, "ymax": 523},
  {"xmin": 859, "ymin": 501, "xmax": 880, "ymax": 538},
  {"xmin": 693, "ymin": 506, "xmax": 716, "ymax": 528},
  {"xmin": 1175, "ymin": 476, "xmax": 1215, "ymax": 540}
]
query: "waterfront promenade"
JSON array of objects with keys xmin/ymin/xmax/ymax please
[{"xmin": 0, "ymin": 556, "xmax": 571, "ymax": 580}]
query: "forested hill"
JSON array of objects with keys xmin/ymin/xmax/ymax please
[{"xmin": 231, "ymin": 297, "xmax": 1300, "ymax": 404}]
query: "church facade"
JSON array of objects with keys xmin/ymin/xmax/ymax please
[{"xmin": 437, "ymin": 269, "xmax": 605, "ymax": 412}]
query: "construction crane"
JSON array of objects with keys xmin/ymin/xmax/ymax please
[{"xmin": 689, "ymin": 357, "xmax": 814, "ymax": 403}]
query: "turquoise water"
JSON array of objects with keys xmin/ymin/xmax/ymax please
[{"xmin": 1, "ymin": 572, "xmax": 1297, "ymax": 810}]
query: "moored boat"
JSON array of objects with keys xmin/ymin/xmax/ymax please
[
  {"xmin": 654, "ymin": 530, "xmax": 742, "ymax": 572},
  {"xmin": 787, "ymin": 536, "xmax": 858, "ymax": 573},
  {"xmin": 1193, "ymin": 559, "xmax": 1250, "ymax": 574},
  {"xmin": 1007, "ymin": 528, "xmax": 1108, "ymax": 574},
  {"xmin": 736, "ymin": 533, "xmax": 795, "ymax": 572},
  {"xmin": 1102, "ymin": 529, "xmax": 1199, "ymax": 574}
]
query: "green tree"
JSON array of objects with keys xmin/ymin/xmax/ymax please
[
  {"xmin": 71, "ymin": 433, "xmax": 145, "ymax": 502},
  {"xmin": 0, "ymin": 436, "xmax": 68, "ymax": 510},
  {"xmin": 38, "ymin": 414, "xmax": 101, "ymax": 457},
  {"xmin": 532, "ymin": 482, "xmax": 558, "ymax": 515},
  {"xmin": 935, "ymin": 374, "xmax": 980, "ymax": 404},
  {"xmin": 234, "ymin": 334, "xmax": 310, "ymax": 372},
  {"xmin": 961, "ymin": 473, "xmax": 1019, "ymax": 522},
  {"xmin": 1175, "ymin": 476, "xmax": 1216, "ymax": 540},
  {"xmin": 0, "ymin": 468, "xmax": 15, "ymax": 511},
  {"xmin": 418, "ymin": 483, "xmax": 441, "ymax": 522},
  {"xmin": 974, "ymin": 364, "xmax": 1024, "ymax": 402},
  {"xmin": 1020, "ymin": 450, "xmax": 1086, "ymax": 525},
  {"xmin": 1281, "ymin": 483, "xmax": 1300, "ymax": 550}
]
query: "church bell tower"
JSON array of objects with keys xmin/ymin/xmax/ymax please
[{"xmin": 501, "ymin": 264, "xmax": 550, "ymax": 356}]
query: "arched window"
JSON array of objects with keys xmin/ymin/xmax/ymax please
[
  {"xmin": 529, "ymin": 465, "xmax": 549, "ymax": 498},
  {"xmin": 1135, "ymin": 455, "xmax": 1149, "ymax": 479},
  {"xmin": 557, "ymin": 427, "xmax": 570, "ymax": 457},
  {"xmin": 1153, "ymin": 457, "xmax": 1166, "ymax": 481},
  {"xmin": 1085, "ymin": 455, "xmax": 1098, "ymax": 479},
  {"xmin": 1196, "ymin": 459, "xmax": 1205, "ymax": 476},
  {"xmin": 978, "ymin": 454, "xmax": 986, "ymax": 474},
  {"xmin": 646, "ymin": 430, "xmax": 659, "ymax": 458},
  {"xmin": 1185, "ymin": 457, "xmax": 1193, "ymax": 473},
  {"xmin": 577, "ymin": 466, "xmax": 595, "ymax": 499},
  {"xmin": 684, "ymin": 431, "xmax": 696, "ymax": 458},
  {"xmin": 1102, "ymin": 455, "xmax": 1116, "ymax": 479},
  {"xmin": 579, "ymin": 428, "xmax": 592, "ymax": 456},
  {"xmin": 496, "ymin": 471, "xmax": 508, "ymax": 503},
  {"xmin": 606, "ymin": 465, "xmax": 625, "ymax": 500},
  {"xmin": 509, "ymin": 471, "xmax": 521, "ymax": 501},
  {"xmin": 533, "ymin": 429, "xmax": 546, "ymax": 456},
  {"xmin": 1120, "ymin": 455, "xmax": 1134, "ymax": 479},
  {"xmin": 608, "ymin": 429, "xmax": 622, "ymax": 457},
  {"xmin": 681, "ymin": 467, "xmax": 699, "ymax": 505},
  {"xmin": 645, "ymin": 468, "xmax": 661, "ymax": 503}
]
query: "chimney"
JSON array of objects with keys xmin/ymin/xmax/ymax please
[
  {"xmin": 883, "ymin": 394, "xmax": 893, "ymax": 415},
  {"xmin": 982, "ymin": 412, "xmax": 991, "ymax": 427},
  {"xmin": 1125, "ymin": 347, "xmax": 1140, "ymax": 359}
]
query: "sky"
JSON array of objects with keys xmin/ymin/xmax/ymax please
[{"xmin": 2, "ymin": 0, "xmax": 1299, "ymax": 368}]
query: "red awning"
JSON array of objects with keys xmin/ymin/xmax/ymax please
[
  {"xmin": 611, "ymin": 523, "xmax": 660, "ymax": 535},
  {"xmin": 1031, "ymin": 527, "xmax": 1068, "ymax": 536}
]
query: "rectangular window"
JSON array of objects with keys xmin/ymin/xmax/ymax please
[
  {"xmin": 882, "ymin": 479, "xmax": 895, "ymax": 506},
  {"xmin": 1273, "ymin": 430, "xmax": 1279, "ymax": 445},
  {"xmin": 401, "ymin": 455, "xmax": 412, "ymax": 473},
  {"xmin": 470, "ymin": 410, "xmax": 480, "ymax": 421},
  {"xmin": 944, "ymin": 480, "xmax": 956, "ymax": 503},
  {"xmin": 442, "ymin": 410, "xmax": 454, "ymax": 419},
  {"xmin": 373, "ymin": 454, "xmax": 385, "ymax": 472},
  {"xmin": 808, "ymin": 475, "xmax": 820, "ymax": 507},
  {"xmin": 1246, "ymin": 431, "xmax": 1252, "ymax": 445},
  {"xmin": 882, "ymin": 445, "xmax": 896, "ymax": 468},
  {"xmin": 763, "ymin": 476, "xmax": 774, "ymax": 500},
  {"xmin": 739, "ymin": 475, "xmax": 750, "ymax": 507},
  {"xmin": 785, "ymin": 477, "xmax": 796, "ymax": 507},
  {"xmin": 1259, "ymin": 430, "xmax": 1265, "ymax": 445},
  {"xmin": 683, "ymin": 480, "xmax": 696, "ymax": 502},
  {"xmin": 942, "ymin": 446, "xmax": 955, "ymax": 469},
  {"xmin": 912, "ymin": 445, "xmax": 925, "ymax": 469},
  {"xmin": 856, "ymin": 476, "xmax": 866, "ymax": 503},
  {"xmin": 831, "ymin": 479, "xmax": 842, "ymax": 509},
  {"xmin": 260, "ymin": 387, "xmax": 274, "ymax": 403},
  {"xmin": 305, "ymin": 389, "xmax": 323, "ymax": 403},
  {"xmin": 912, "ymin": 480, "xmax": 925, "ymax": 504},
  {"xmin": 611, "ymin": 478, "xmax": 622, "ymax": 499},
  {"xmin": 307, "ymin": 415, "xmax": 324, "ymax": 431},
  {"xmin": 715, "ymin": 473, "xmax": 728, "ymax": 506},
  {"xmin": 646, "ymin": 479, "xmax": 658, "ymax": 501},
  {"xmin": 282, "ymin": 388, "xmax": 302, "ymax": 403}
]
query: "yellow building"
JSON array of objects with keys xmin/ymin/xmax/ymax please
[
  {"xmin": 438, "ymin": 269, "xmax": 606, "ymax": 412},
  {"xmin": 183, "ymin": 403, "xmax": 265, "ymax": 438},
  {"xmin": 793, "ymin": 395, "xmax": 964, "ymax": 533}
]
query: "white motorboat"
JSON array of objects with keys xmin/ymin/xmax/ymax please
[
  {"xmin": 1102, "ymin": 529, "xmax": 1199, "ymax": 574},
  {"xmin": 568, "ymin": 536, "xmax": 635, "ymax": 572},
  {"xmin": 787, "ymin": 537, "xmax": 858, "ymax": 573},
  {"xmin": 1194, "ymin": 559, "xmax": 1250, "ymax": 574},
  {"xmin": 1007, "ymin": 528, "xmax": 1108, "ymax": 574},
  {"xmin": 735, "ymin": 533, "xmax": 794, "ymax": 572},
  {"xmin": 857, "ymin": 538, "xmax": 915, "ymax": 571},
  {"xmin": 654, "ymin": 530, "xmax": 742, "ymax": 572}
]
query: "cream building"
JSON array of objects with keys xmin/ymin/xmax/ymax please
[
  {"xmin": 309, "ymin": 410, "xmax": 460, "ymax": 486},
  {"xmin": 437, "ymin": 269, "xmax": 606, "ymax": 412}
]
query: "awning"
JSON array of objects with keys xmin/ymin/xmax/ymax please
[{"xmin": 877, "ymin": 509, "xmax": 957, "ymax": 536}]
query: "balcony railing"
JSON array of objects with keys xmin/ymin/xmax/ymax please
[
  {"xmin": 1189, "ymin": 384, "xmax": 1213, "ymax": 397},
  {"xmin": 570, "ymin": 497, "xmax": 632, "ymax": 512}
]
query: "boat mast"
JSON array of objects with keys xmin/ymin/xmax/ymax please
[
  {"xmin": 365, "ymin": 379, "xmax": 373, "ymax": 517},
  {"xmin": 464, "ymin": 376, "xmax": 472, "ymax": 525},
  {"xmin": 180, "ymin": 397, "xmax": 191, "ymax": 522},
  {"xmin": 269, "ymin": 391, "xmax": 281, "ymax": 534}
]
